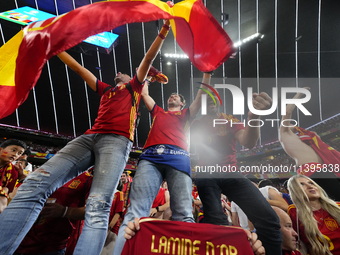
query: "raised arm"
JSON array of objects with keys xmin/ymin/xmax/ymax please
[
  {"xmin": 57, "ymin": 51, "xmax": 97, "ymax": 91},
  {"xmin": 160, "ymin": 190, "xmax": 170, "ymax": 212},
  {"xmin": 189, "ymin": 72, "xmax": 212, "ymax": 118},
  {"xmin": 236, "ymin": 92, "xmax": 272, "ymax": 149},
  {"xmin": 278, "ymin": 87, "xmax": 321, "ymax": 166},
  {"xmin": 267, "ymin": 188, "xmax": 288, "ymax": 212},
  {"xmin": 149, "ymin": 190, "xmax": 170, "ymax": 217},
  {"xmin": 136, "ymin": 20, "xmax": 170, "ymax": 84},
  {"xmin": 139, "ymin": 20, "xmax": 172, "ymax": 110},
  {"xmin": 231, "ymin": 211, "xmax": 240, "ymax": 227},
  {"xmin": 141, "ymin": 82, "xmax": 156, "ymax": 111},
  {"xmin": 280, "ymin": 87, "xmax": 310, "ymax": 133},
  {"xmin": 109, "ymin": 213, "xmax": 121, "ymax": 232}
]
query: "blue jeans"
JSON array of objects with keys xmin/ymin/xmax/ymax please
[
  {"xmin": 195, "ymin": 174, "xmax": 282, "ymax": 255},
  {"xmin": 113, "ymin": 159, "xmax": 194, "ymax": 255},
  {"xmin": 0, "ymin": 133, "xmax": 132, "ymax": 255}
]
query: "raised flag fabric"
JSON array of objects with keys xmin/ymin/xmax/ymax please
[
  {"xmin": 295, "ymin": 126, "xmax": 340, "ymax": 177},
  {"xmin": 0, "ymin": 0, "xmax": 234, "ymax": 119},
  {"xmin": 121, "ymin": 218, "xmax": 254, "ymax": 255}
]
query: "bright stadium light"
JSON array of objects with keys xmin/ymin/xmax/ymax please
[
  {"xmin": 164, "ymin": 53, "xmax": 189, "ymax": 59},
  {"xmin": 233, "ymin": 33, "xmax": 264, "ymax": 48}
]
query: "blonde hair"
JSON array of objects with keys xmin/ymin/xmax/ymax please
[{"xmin": 288, "ymin": 175, "xmax": 340, "ymax": 255}]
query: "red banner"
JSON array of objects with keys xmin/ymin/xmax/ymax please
[{"xmin": 122, "ymin": 218, "xmax": 253, "ymax": 255}]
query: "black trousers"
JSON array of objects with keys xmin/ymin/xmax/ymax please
[{"xmin": 196, "ymin": 174, "xmax": 282, "ymax": 255}]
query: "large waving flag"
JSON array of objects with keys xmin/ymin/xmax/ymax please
[{"xmin": 0, "ymin": 0, "xmax": 234, "ymax": 119}]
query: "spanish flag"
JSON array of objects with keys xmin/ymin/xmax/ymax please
[{"xmin": 0, "ymin": 0, "xmax": 234, "ymax": 119}]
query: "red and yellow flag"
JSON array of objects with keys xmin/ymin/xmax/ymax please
[{"xmin": 0, "ymin": 0, "xmax": 234, "ymax": 119}]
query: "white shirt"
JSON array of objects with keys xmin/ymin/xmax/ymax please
[
  {"xmin": 259, "ymin": 186, "xmax": 281, "ymax": 199},
  {"xmin": 231, "ymin": 201, "xmax": 249, "ymax": 230}
]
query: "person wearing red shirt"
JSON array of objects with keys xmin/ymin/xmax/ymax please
[
  {"xmin": 149, "ymin": 187, "xmax": 170, "ymax": 219},
  {"xmin": 0, "ymin": 139, "xmax": 26, "ymax": 213},
  {"xmin": 14, "ymin": 172, "xmax": 93, "ymax": 255},
  {"xmin": 113, "ymin": 70, "xmax": 212, "ymax": 255},
  {"xmin": 121, "ymin": 172, "xmax": 131, "ymax": 207},
  {"xmin": 288, "ymin": 175, "xmax": 340, "ymax": 255},
  {"xmin": 100, "ymin": 190, "xmax": 124, "ymax": 255},
  {"xmin": 108, "ymin": 191, "xmax": 124, "ymax": 235},
  {"xmin": 0, "ymin": 20, "xmax": 171, "ymax": 255},
  {"xmin": 279, "ymin": 87, "xmax": 340, "ymax": 201}
]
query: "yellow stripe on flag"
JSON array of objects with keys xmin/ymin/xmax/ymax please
[
  {"xmin": 0, "ymin": 30, "xmax": 24, "ymax": 86},
  {"xmin": 170, "ymin": 0, "xmax": 196, "ymax": 38},
  {"xmin": 25, "ymin": 14, "xmax": 65, "ymax": 33}
]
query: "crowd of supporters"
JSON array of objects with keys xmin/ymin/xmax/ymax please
[
  {"xmin": 1, "ymin": 136, "xmax": 339, "ymax": 254},
  {"xmin": 1, "ymin": 115, "xmax": 340, "ymax": 254},
  {"xmin": 4, "ymin": 112, "xmax": 339, "ymax": 175}
]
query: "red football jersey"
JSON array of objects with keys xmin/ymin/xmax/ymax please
[
  {"xmin": 122, "ymin": 218, "xmax": 254, "ymax": 255},
  {"xmin": 143, "ymin": 105, "xmax": 191, "ymax": 151},
  {"xmin": 123, "ymin": 182, "xmax": 131, "ymax": 208},
  {"xmin": 109, "ymin": 191, "xmax": 124, "ymax": 234},
  {"xmin": 288, "ymin": 203, "xmax": 340, "ymax": 254},
  {"xmin": 191, "ymin": 113, "xmax": 245, "ymax": 166},
  {"xmin": 85, "ymin": 75, "xmax": 143, "ymax": 141},
  {"xmin": 16, "ymin": 172, "xmax": 93, "ymax": 254},
  {"xmin": 0, "ymin": 162, "xmax": 18, "ymax": 196}
]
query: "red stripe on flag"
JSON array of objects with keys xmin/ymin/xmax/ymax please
[
  {"xmin": 0, "ymin": 86, "xmax": 18, "ymax": 118},
  {"xmin": 186, "ymin": 0, "xmax": 234, "ymax": 71},
  {"xmin": 41, "ymin": 18, "xmax": 54, "ymax": 28}
]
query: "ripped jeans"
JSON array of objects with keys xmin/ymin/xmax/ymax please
[{"xmin": 0, "ymin": 133, "xmax": 132, "ymax": 255}]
